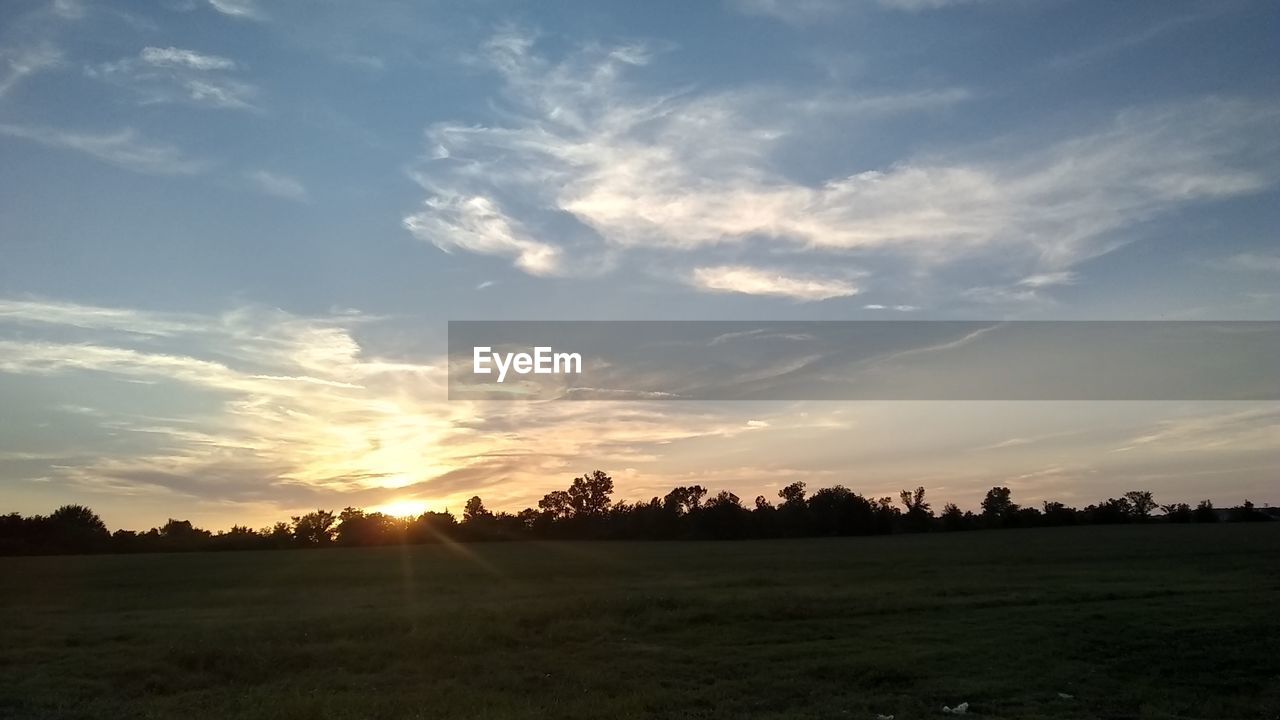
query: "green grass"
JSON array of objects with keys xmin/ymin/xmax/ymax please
[{"xmin": 2, "ymin": 524, "xmax": 1278, "ymax": 719}]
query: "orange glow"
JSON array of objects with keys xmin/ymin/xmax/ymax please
[{"xmin": 373, "ymin": 499, "xmax": 430, "ymax": 518}]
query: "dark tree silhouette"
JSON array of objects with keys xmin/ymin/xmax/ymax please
[
  {"xmin": 463, "ymin": 496, "xmax": 492, "ymax": 523},
  {"xmin": 778, "ymin": 481, "xmax": 807, "ymax": 508},
  {"xmin": 538, "ymin": 490, "xmax": 573, "ymax": 520},
  {"xmin": 1086, "ymin": 497, "xmax": 1133, "ymax": 524},
  {"xmin": 1041, "ymin": 501, "xmax": 1078, "ymax": 526},
  {"xmin": 899, "ymin": 486, "xmax": 932, "ymax": 531},
  {"xmin": 1124, "ymin": 490, "xmax": 1157, "ymax": 521},
  {"xmin": 2, "ymin": 476, "xmax": 1271, "ymax": 556},
  {"xmin": 47, "ymin": 504, "xmax": 110, "ymax": 553},
  {"xmin": 291, "ymin": 510, "xmax": 337, "ymax": 545},
  {"xmin": 940, "ymin": 503, "xmax": 969, "ymax": 531},
  {"xmin": 566, "ymin": 470, "xmax": 614, "ymax": 517},
  {"xmin": 981, "ymin": 486, "xmax": 1018, "ymax": 527},
  {"xmin": 663, "ymin": 485, "xmax": 707, "ymax": 515}
]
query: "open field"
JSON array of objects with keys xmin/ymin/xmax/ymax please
[{"xmin": 2, "ymin": 525, "xmax": 1278, "ymax": 720}]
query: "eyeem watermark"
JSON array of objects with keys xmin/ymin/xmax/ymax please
[
  {"xmin": 450, "ymin": 321, "xmax": 1280, "ymax": 400},
  {"xmin": 473, "ymin": 346, "xmax": 582, "ymax": 383}
]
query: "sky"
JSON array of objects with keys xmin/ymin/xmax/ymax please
[{"xmin": 0, "ymin": 0, "xmax": 1277, "ymax": 530}]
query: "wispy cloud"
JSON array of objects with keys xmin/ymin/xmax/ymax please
[
  {"xmin": 0, "ymin": 44, "xmax": 62, "ymax": 98},
  {"xmin": 1218, "ymin": 252, "xmax": 1280, "ymax": 273},
  {"xmin": 0, "ymin": 124, "xmax": 206, "ymax": 175},
  {"xmin": 1018, "ymin": 272, "xmax": 1078, "ymax": 288},
  {"xmin": 1047, "ymin": 10, "xmax": 1219, "ymax": 71},
  {"xmin": 246, "ymin": 170, "xmax": 308, "ymax": 201},
  {"xmin": 88, "ymin": 46, "xmax": 257, "ymax": 110},
  {"xmin": 140, "ymin": 46, "xmax": 236, "ymax": 71},
  {"xmin": 404, "ymin": 194, "xmax": 562, "ymax": 275},
  {"xmin": 1116, "ymin": 407, "xmax": 1280, "ymax": 454},
  {"xmin": 51, "ymin": 0, "xmax": 86, "ymax": 20},
  {"xmin": 207, "ymin": 0, "xmax": 264, "ymax": 21},
  {"xmin": 692, "ymin": 265, "xmax": 858, "ymax": 301},
  {"xmin": 406, "ymin": 31, "xmax": 1277, "ymax": 299},
  {"xmin": 0, "ymin": 298, "xmax": 788, "ymax": 518},
  {"xmin": 732, "ymin": 0, "xmax": 982, "ymax": 25}
]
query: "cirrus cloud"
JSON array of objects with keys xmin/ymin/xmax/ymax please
[
  {"xmin": 692, "ymin": 265, "xmax": 859, "ymax": 301},
  {"xmin": 404, "ymin": 31, "xmax": 1277, "ymax": 302}
]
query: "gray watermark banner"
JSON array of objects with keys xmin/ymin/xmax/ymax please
[{"xmin": 447, "ymin": 321, "xmax": 1280, "ymax": 401}]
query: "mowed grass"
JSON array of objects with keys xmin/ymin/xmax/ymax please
[{"xmin": 2, "ymin": 525, "xmax": 1278, "ymax": 720}]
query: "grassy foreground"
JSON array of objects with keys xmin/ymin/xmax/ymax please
[{"xmin": 2, "ymin": 525, "xmax": 1277, "ymax": 720}]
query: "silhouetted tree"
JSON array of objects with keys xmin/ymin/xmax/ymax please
[
  {"xmin": 336, "ymin": 508, "xmax": 402, "ymax": 546},
  {"xmin": 940, "ymin": 503, "xmax": 969, "ymax": 531},
  {"xmin": 899, "ymin": 486, "xmax": 932, "ymax": 531},
  {"xmin": 981, "ymin": 487, "xmax": 1018, "ymax": 527},
  {"xmin": 3, "ymin": 474, "xmax": 1265, "ymax": 556},
  {"xmin": 291, "ymin": 510, "xmax": 337, "ymax": 546},
  {"xmin": 405, "ymin": 511, "xmax": 458, "ymax": 543},
  {"xmin": 1086, "ymin": 497, "xmax": 1132, "ymax": 524},
  {"xmin": 778, "ymin": 481, "xmax": 807, "ymax": 508},
  {"xmin": 1041, "ymin": 501, "xmax": 1078, "ymax": 526},
  {"xmin": 265, "ymin": 521, "xmax": 294, "ymax": 548},
  {"xmin": 663, "ymin": 485, "xmax": 707, "ymax": 515},
  {"xmin": 212, "ymin": 525, "xmax": 267, "ymax": 551},
  {"xmin": 538, "ymin": 490, "xmax": 573, "ymax": 520},
  {"xmin": 463, "ymin": 496, "xmax": 492, "ymax": 523},
  {"xmin": 150, "ymin": 518, "xmax": 212, "ymax": 551},
  {"xmin": 696, "ymin": 491, "xmax": 748, "ymax": 538},
  {"xmin": 567, "ymin": 470, "xmax": 614, "ymax": 517},
  {"xmin": 1231, "ymin": 500, "xmax": 1267, "ymax": 522},
  {"xmin": 47, "ymin": 504, "xmax": 109, "ymax": 553},
  {"xmin": 776, "ymin": 481, "xmax": 811, "ymax": 536},
  {"xmin": 1124, "ymin": 490, "xmax": 1157, "ymax": 521}
]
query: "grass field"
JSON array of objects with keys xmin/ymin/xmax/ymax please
[{"xmin": 2, "ymin": 524, "xmax": 1278, "ymax": 720}]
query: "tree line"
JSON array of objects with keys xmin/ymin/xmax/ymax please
[{"xmin": 2, "ymin": 470, "xmax": 1275, "ymax": 555}]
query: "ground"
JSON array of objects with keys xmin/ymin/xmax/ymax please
[{"xmin": 1, "ymin": 524, "xmax": 1277, "ymax": 719}]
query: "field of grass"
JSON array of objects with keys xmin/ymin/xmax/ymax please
[{"xmin": 2, "ymin": 524, "xmax": 1278, "ymax": 720}]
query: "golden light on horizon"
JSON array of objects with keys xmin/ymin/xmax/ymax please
[{"xmin": 373, "ymin": 499, "xmax": 431, "ymax": 518}]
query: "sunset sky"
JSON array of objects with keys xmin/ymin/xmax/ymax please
[{"xmin": 1, "ymin": 0, "xmax": 1277, "ymax": 531}]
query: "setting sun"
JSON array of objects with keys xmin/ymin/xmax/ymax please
[{"xmin": 373, "ymin": 499, "xmax": 430, "ymax": 518}]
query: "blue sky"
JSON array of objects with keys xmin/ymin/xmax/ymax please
[{"xmin": 1, "ymin": 0, "xmax": 1277, "ymax": 529}]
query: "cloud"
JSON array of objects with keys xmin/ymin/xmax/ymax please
[
  {"xmin": 0, "ymin": 123, "xmax": 206, "ymax": 175},
  {"xmin": 336, "ymin": 53, "xmax": 386, "ymax": 71},
  {"xmin": 51, "ymin": 0, "xmax": 86, "ymax": 20},
  {"xmin": 140, "ymin": 46, "xmax": 236, "ymax": 71},
  {"xmin": 247, "ymin": 170, "xmax": 308, "ymax": 201},
  {"xmin": 731, "ymin": 0, "xmax": 847, "ymax": 24},
  {"xmin": 0, "ymin": 298, "xmax": 788, "ymax": 520},
  {"xmin": 692, "ymin": 265, "xmax": 858, "ymax": 301},
  {"xmin": 863, "ymin": 304, "xmax": 918, "ymax": 312},
  {"xmin": 0, "ymin": 298, "xmax": 202, "ymax": 335},
  {"xmin": 878, "ymin": 0, "xmax": 981, "ymax": 9},
  {"xmin": 89, "ymin": 46, "xmax": 257, "ymax": 110},
  {"xmin": 207, "ymin": 0, "xmax": 263, "ymax": 20},
  {"xmin": 406, "ymin": 32, "xmax": 1277, "ymax": 298},
  {"xmin": 4, "ymin": 299, "xmax": 1274, "ymax": 524},
  {"xmin": 1047, "ymin": 10, "xmax": 1217, "ymax": 71},
  {"xmin": 1219, "ymin": 252, "xmax": 1280, "ymax": 273},
  {"xmin": 1018, "ymin": 272, "xmax": 1077, "ymax": 288},
  {"xmin": 404, "ymin": 194, "xmax": 562, "ymax": 275},
  {"xmin": 732, "ymin": 0, "xmax": 981, "ymax": 24},
  {"xmin": 0, "ymin": 44, "xmax": 62, "ymax": 98},
  {"xmin": 1117, "ymin": 407, "xmax": 1280, "ymax": 454}
]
